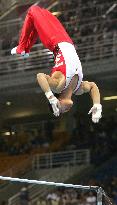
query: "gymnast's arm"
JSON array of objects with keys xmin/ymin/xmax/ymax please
[
  {"xmin": 77, "ymin": 81, "xmax": 102, "ymax": 123},
  {"xmin": 37, "ymin": 73, "xmax": 60, "ymax": 116},
  {"xmin": 37, "ymin": 73, "xmax": 59, "ymax": 94},
  {"xmin": 80, "ymin": 81, "xmax": 101, "ymax": 104}
]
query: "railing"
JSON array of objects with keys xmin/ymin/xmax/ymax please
[
  {"xmin": 0, "ymin": 149, "xmax": 90, "ymax": 204},
  {"xmin": 0, "ymin": 4, "xmax": 116, "ymax": 38},
  {"xmin": 8, "ymin": 149, "xmax": 90, "ymax": 205},
  {"xmin": 0, "ymin": 34, "xmax": 116, "ymax": 70},
  {"xmin": 0, "ymin": 33, "xmax": 116, "ymax": 91},
  {"xmin": 0, "ymin": 0, "xmax": 40, "ymax": 21},
  {"xmin": 0, "ymin": 0, "xmax": 115, "ymax": 14},
  {"xmin": 0, "ymin": 149, "xmax": 90, "ymax": 188},
  {"xmin": 8, "ymin": 166, "xmax": 86, "ymax": 205},
  {"xmin": 32, "ymin": 149, "xmax": 90, "ymax": 169},
  {"xmin": 0, "ymin": 10, "xmax": 116, "ymax": 29},
  {"xmin": 0, "ymin": 0, "xmax": 116, "ymax": 89},
  {"xmin": 64, "ymin": 17, "xmax": 117, "ymax": 32},
  {"xmin": 0, "ymin": 18, "xmax": 22, "ymax": 28},
  {"xmin": 0, "ymin": 0, "xmax": 54, "ymax": 20},
  {"xmin": 0, "ymin": 0, "xmax": 37, "ymax": 13},
  {"xmin": 0, "ymin": 16, "xmax": 116, "ymax": 36},
  {"xmin": 50, "ymin": 0, "xmax": 116, "ymax": 12},
  {"xmin": 0, "ymin": 0, "xmax": 16, "ymax": 13}
]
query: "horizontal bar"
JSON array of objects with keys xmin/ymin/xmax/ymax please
[{"xmin": 0, "ymin": 176, "xmax": 99, "ymax": 190}]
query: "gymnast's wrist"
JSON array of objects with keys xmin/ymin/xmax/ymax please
[{"xmin": 45, "ymin": 90, "xmax": 54, "ymax": 99}]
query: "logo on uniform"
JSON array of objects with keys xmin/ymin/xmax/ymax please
[
  {"xmin": 54, "ymin": 53, "xmax": 64, "ymax": 67},
  {"xmin": 54, "ymin": 62, "xmax": 64, "ymax": 68}
]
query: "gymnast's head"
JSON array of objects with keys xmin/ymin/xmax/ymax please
[
  {"xmin": 48, "ymin": 93, "xmax": 73, "ymax": 115},
  {"xmin": 59, "ymin": 98, "xmax": 73, "ymax": 114}
]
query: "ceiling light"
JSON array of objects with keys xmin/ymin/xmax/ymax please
[
  {"xmin": 103, "ymin": 96, "xmax": 117, "ymax": 101},
  {"xmin": 6, "ymin": 101, "xmax": 12, "ymax": 106},
  {"xmin": 4, "ymin": 132, "xmax": 10, "ymax": 136}
]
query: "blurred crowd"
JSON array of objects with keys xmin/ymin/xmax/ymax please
[
  {"xmin": 0, "ymin": 0, "xmax": 116, "ymax": 156},
  {"xmin": 40, "ymin": 189, "xmax": 97, "ymax": 205},
  {"xmin": 0, "ymin": 125, "xmax": 53, "ymax": 155},
  {"xmin": 0, "ymin": 1, "xmax": 117, "ymax": 205},
  {"xmin": 58, "ymin": 0, "xmax": 117, "ymax": 60},
  {"xmin": 0, "ymin": 166, "xmax": 117, "ymax": 205},
  {"xmin": 0, "ymin": 114, "xmax": 116, "ymax": 166},
  {"xmin": 0, "ymin": 0, "xmax": 117, "ymax": 61},
  {"xmin": 65, "ymin": 115, "xmax": 117, "ymax": 165}
]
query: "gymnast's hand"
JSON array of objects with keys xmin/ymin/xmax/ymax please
[
  {"xmin": 48, "ymin": 95, "xmax": 60, "ymax": 117},
  {"xmin": 88, "ymin": 104, "xmax": 102, "ymax": 123}
]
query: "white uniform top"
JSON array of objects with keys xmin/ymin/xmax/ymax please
[{"xmin": 58, "ymin": 42, "xmax": 83, "ymax": 92}]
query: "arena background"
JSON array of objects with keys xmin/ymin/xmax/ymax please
[{"xmin": 0, "ymin": 0, "xmax": 117, "ymax": 205}]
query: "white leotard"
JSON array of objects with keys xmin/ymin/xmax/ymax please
[{"xmin": 58, "ymin": 42, "xmax": 83, "ymax": 92}]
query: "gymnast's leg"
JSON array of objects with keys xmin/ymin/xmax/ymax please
[{"xmin": 11, "ymin": 6, "xmax": 38, "ymax": 55}]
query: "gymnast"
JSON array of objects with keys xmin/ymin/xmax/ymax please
[{"xmin": 11, "ymin": 5, "xmax": 102, "ymax": 123}]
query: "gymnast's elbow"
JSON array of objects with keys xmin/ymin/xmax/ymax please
[{"xmin": 37, "ymin": 73, "xmax": 45, "ymax": 80}]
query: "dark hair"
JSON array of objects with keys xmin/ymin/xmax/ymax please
[{"xmin": 48, "ymin": 93, "xmax": 60, "ymax": 114}]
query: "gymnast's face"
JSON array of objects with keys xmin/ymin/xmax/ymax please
[{"xmin": 59, "ymin": 99, "xmax": 73, "ymax": 114}]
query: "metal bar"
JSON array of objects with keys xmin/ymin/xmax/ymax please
[
  {"xmin": 97, "ymin": 187, "xmax": 103, "ymax": 205},
  {"xmin": 0, "ymin": 175, "xmax": 99, "ymax": 190}
]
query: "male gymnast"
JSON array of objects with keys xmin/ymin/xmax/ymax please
[{"xmin": 11, "ymin": 5, "xmax": 102, "ymax": 123}]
